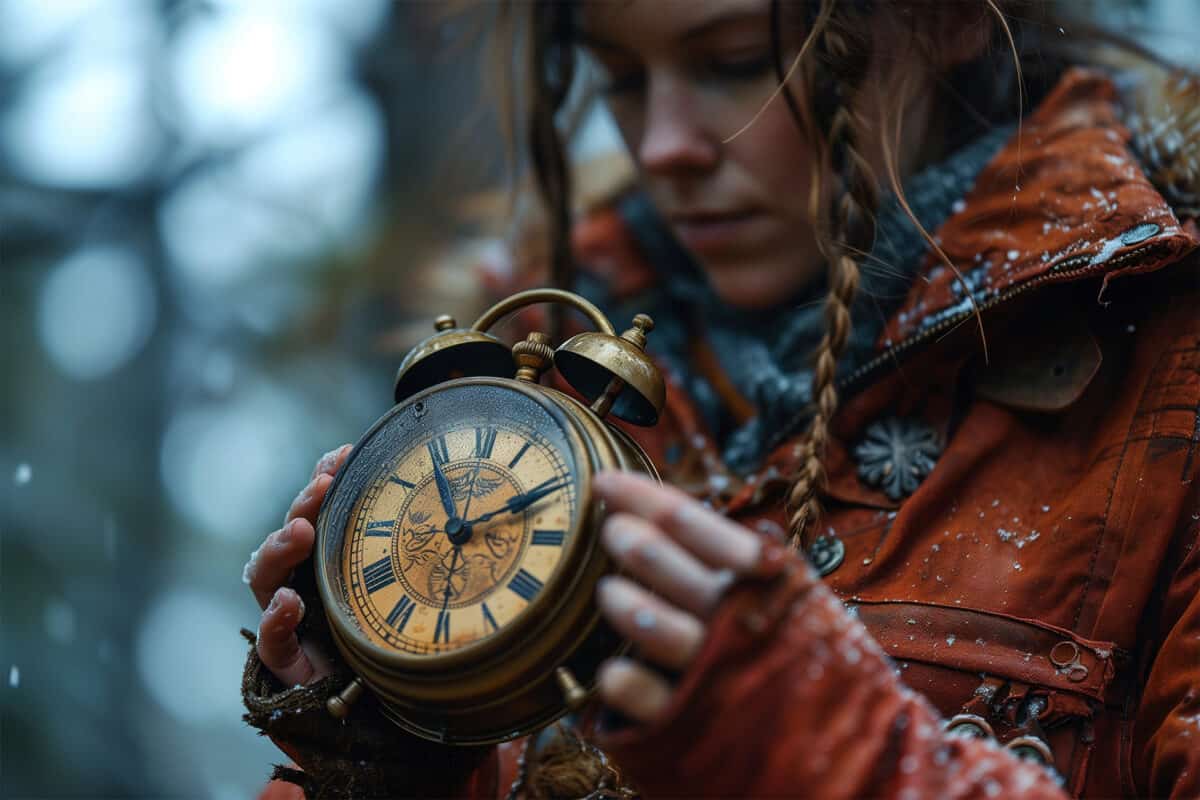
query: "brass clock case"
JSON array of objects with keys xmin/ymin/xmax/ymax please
[
  {"xmin": 315, "ymin": 289, "xmax": 662, "ymax": 745},
  {"xmin": 314, "ymin": 377, "xmax": 655, "ymax": 744}
]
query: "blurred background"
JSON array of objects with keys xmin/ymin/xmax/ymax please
[{"xmin": 0, "ymin": 1, "xmax": 1195, "ymax": 797}]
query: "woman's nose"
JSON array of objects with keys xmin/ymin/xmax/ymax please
[{"xmin": 637, "ymin": 76, "xmax": 719, "ymax": 176}]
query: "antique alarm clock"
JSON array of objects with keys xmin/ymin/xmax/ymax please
[{"xmin": 313, "ymin": 289, "xmax": 663, "ymax": 746}]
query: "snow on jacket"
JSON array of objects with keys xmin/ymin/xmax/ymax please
[{"xmin": 252, "ymin": 67, "xmax": 1200, "ymax": 799}]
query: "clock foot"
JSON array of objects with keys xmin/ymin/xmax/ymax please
[
  {"xmin": 326, "ymin": 677, "xmax": 365, "ymax": 719},
  {"xmin": 555, "ymin": 666, "xmax": 589, "ymax": 712}
]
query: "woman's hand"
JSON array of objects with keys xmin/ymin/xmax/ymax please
[
  {"xmin": 245, "ymin": 444, "xmax": 352, "ymax": 687},
  {"xmin": 591, "ymin": 470, "xmax": 764, "ymax": 725}
]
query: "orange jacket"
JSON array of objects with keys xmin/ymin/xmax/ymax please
[{"xmin": 258, "ymin": 68, "xmax": 1200, "ymax": 799}]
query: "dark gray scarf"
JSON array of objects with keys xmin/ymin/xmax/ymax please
[{"xmin": 576, "ymin": 125, "xmax": 1012, "ymax": 475}]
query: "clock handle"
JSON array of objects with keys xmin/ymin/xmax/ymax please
[
  {"xmin": 554, "ymin": 666, "xmax": 589, "ymax": 712},
  {"xmin": 326, "ymin": 677, "xmax": 365, "ymax": 719}
]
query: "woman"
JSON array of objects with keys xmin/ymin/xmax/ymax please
[{"xmin": 242, "ymin": 0, "xmax": 1200, "ymax": 797}]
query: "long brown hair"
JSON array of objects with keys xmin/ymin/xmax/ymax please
[{"xmin": 481, "ymin": 7, "xmax": 1184, "ymax": 794}]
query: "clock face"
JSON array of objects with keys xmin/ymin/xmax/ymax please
[{"xmin": 334, "ymin": 383, "xmax": 583, "ymax": 657}]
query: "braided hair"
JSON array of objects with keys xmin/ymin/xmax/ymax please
[
  {"xmin": 507, "ymin": 0, "xmax": 1043, "ymax": 551},
  {"xmin": 495, "ymin": 0, "xmax": 1080, "ymax": 794},
  {"xmin": 780, "ymin": 0, "xmax": 879, "ymax": 550}
]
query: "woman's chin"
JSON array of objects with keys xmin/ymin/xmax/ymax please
[{"xmin": 703, "ymin": 262, "xmax": 820, "ymax": 311}]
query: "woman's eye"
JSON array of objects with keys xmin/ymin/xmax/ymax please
[
  {"xmin": 706, "ymin": 53, "xmax": 773, "ymax": 82},
  {"xmin": 601, "ymin": 70, "xmax": 646, "ymax": 96}
]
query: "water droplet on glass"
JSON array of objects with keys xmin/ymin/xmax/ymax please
[{"xmin": 14, "ymin": 464, "xmax": 32, "ymax": 486}]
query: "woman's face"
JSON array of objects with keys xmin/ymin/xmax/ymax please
[{"xmin": 580, "ymin": 0, "xmax": 824, "ymax": 309}]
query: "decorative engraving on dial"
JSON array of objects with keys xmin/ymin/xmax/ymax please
[
  {"xmin": 342, "ymin": 414, "xmax": 578, "ymax": 655},
  {"xmin": 398, "ymin": 460, "xmax": 525, "ymax": 608}
]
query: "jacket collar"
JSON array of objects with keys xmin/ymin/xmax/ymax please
[
  {"xmin": 723, "ymin": 68, "xmax": 1200, "ymax": 513},
  {"xmin": 868, "ymin": 68, "xmax": 1198, "ymax": 374}
]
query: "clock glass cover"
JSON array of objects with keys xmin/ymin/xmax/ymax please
[{"xmin": 330, "ymin": 382, "xmax": 584, "ymax": 657}]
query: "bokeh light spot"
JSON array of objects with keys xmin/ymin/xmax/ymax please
[
  {"xmin": 170, "ymin": 8, "xmax": 343, "ymax": 144},
  {"xmin": 159, "ymin": 383, "xmax": 309, "ymax": 540},
  {"xmin": 135, "ymin": 588, "xmax": 245, "ymax": 725},
  {"xmin": 36, "ymin": 246, "xmax": 157, "ymax": 380},
  {"xmin": 1, "ymin": 47, "xmax": 160, "ymax": 187},
  {"xmin": 44, "ymin": 599, "xmax": 77, "ymax": 645}
]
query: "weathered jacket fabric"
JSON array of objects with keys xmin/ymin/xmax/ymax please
[{"xmin": 252, "ymin": 68, "xmax": 1200, "ymax": 799}]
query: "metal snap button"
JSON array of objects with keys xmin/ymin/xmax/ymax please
[
  {"xmin": 806, "ymin": 535, "xmax": 845, "ymax": 577},
  {"xmin": 1119, "ymin": 223, "xmax": 1161, "ymax": 246}
]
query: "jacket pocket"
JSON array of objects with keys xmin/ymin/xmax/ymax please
[{"xmin": 848, "ymin": 599, "xmax": 1127, "ymax": 705}]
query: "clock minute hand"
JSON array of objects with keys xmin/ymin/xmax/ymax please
[
  {"xmin": 431, "ymin": 456, "xmax": 457, "ymax": 521},
  {"xmin": 463, "ymin": 478, "xmax": 571, "ymax": 526}
]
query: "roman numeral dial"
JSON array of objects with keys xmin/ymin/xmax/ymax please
[{"xmin": 340, "ymin": 408, "xmax": 580, "ymax": 657}]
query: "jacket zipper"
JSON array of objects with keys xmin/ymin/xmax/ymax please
[
  {"xmin": 837, "ymin": 242, "xmax": 1171, "ymax": 394},
  {"xmin": 758, "ymin": 241, "xmax": 1174, "ymax": 457}
]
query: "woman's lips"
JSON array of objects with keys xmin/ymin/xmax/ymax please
[{"xmin": 668, "ymin": 210, "xmax": 765, "ymax": 252}]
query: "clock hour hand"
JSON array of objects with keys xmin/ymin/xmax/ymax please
[{"xmin": 462, "ymin": 477, "xmax": 571, "ymax": 526}]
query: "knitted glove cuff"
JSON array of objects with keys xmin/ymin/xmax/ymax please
[{"xmin": 240, "ymin": 628, "xmax": 493, "ymax": 799}]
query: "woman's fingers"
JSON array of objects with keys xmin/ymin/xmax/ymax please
[
  {"xmin": 311, "ymin": 444, "xmax": 352, "ymax": 482},
  {"xmin": 603, "ymin": 512, "xmax": 733, "ymax": 618},
  {"xmin": 286, "ymin": 443, "xmax": 351, "ymax": 525},
  {"xmin": 597, "ymin": 576, "xmax": 705, "ymax": 671},
  {"xmin": 252, "ymin": 445, "xmax": 350, "ymax": 606},
  {"xmin": 285, "ymin": 473, "xmax": 334, "ymax": 526},
  {"xmin": 596, "ymin": 657, "xmax": 674, "ymax": 726},
  {"xmin": 257, "ymin": 587, "xmax": 330, "ymax": 686},
  {"xmin": 248, "ymin": 445, "xmax": 350, "ymax": 687},
  {"xmin": 593, "ymin": 471, "xmax": 761, "ymax": 573},
  {"xmin": 248, "ymin": 518, "xmax": 316, "ymax": 609}
]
